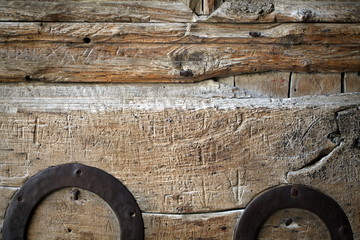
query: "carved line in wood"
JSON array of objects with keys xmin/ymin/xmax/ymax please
[{"xmin": 2, "ymin": 163, "xmax": 144, "ymax": 240}]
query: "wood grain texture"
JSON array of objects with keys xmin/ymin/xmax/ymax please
[
  {"xmin": 0, "ymin": 188, "xmax": 333, "ymax": 240},
  {"xmin": 344, "ymin": 72, "xmax": 360, "ymax": 93},
  {"xmin": 0, "ymin": 0, "xmax": 359, "ymax": 23},
  {"xmin": 0, "ymin": 21, "xmax": 359, "ymax": 83},
  {"xmin": 143, "ymin": 210, "xmax": 240, "ymax": 239},
  {"xmin": 258, "ymin": 208, "xmax": 331, "ymax": 240},
  {"xmin": 0, "ymin": 1, "xmax": 194, "ymax": 23},
  {"xmin": 234, "ymin": 72, "xmax": 290, "ymax": 98},
  {"xmin": 0, "ymin": 85, "xmax": 358, "ymax": 239},
  {"xmin": 0, "ymin": 84, "xmax": 358, "ymax": 215},
  {"xmin": 1, "ymin": 22, "xmax": 359, "ymax": 45},
  {"xmin": 206, "ymin": 0, "xmax": 360, "ymax": 23},
  {"xmin": 290, "ymin": 73, "xmax": 341, "ymax": 97},
  {"xmin": 287, "ymin": 107, "xmax": 360, "ymax": 236},
  {"xmin": 0, "ymin": 42, "xmax": 358, "ymax": 83},
  {"xmin": 0, "ymin": 187, "xmax": 241, "ymax": 240},
  {"xmin": 27, "ymin": 188, "xmax": 120, "ymax": 240}
]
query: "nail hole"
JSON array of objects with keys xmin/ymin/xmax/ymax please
[
  {"xmin": 67, "ymin": 228, "xmax": 72, "ymax": 233},
  {"xmin": 249, "ymin": 31, "xmax": 261, "ymax": 37},
  {"xmin": 83, "ymin": 37, "xmax": 91, "ymax": 44},
  {"xmin": 180, "ymin": 69, "xmax": 193, "ymax": 77},
  {"xmin": 71, "ymin": 189, "xmax": 80, "ymax": 200},
  {"xmin": 291, "ymin": 187, "xmax": 299, "ymax": 197},
  {"xmin": 17, "ymin": 196, "xmax": 23, "ymax": 202},
  {"xmin": 129, "ymin": 211, "xmax": 136, "ymax": 217},
  {"xmin": 25, "ymin": 76, "xmax": 32, "ymax": 81},
  {"xmin": 285, "ymin": 218, "xmax": 293, "ymax": 226},
  {"xmin": 75, "ymin": 169, "xmax": 82, "ymax": 176},
  {"xmin": 220, "ymin": 226, "xmax": 227, "ymax": 231}
]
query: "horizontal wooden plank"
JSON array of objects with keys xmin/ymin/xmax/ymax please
[
  {"xmin": 1, "ymin": 22, "xmax": 359, "ymax": 45},
  {"xmin": 205, "ymin": 0, "xmax": 360, "ymax": 23},
  {"xmin": 0, "ymin": 85, "xmax": 358, "ymax": 237},
  {"xmin": 0, "ymin": 1, "xmax": 194, "ymax": 23},
  {"xmin": 0, "ymin": 42, "xmax": 358, "ymax": 82},
  {"xmin": 0, "ymin": 1, "xmax": 359, "ymax": 23},
  {"xmin": 0, "ymin": 83, "xmax": 359, "ymax": 215}
]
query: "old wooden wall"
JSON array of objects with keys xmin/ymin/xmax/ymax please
[{"xmin": 0, "ymin": 0, "xmax": 359, "ymax": 239}]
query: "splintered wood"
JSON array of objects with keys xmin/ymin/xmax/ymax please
[{"xmin": 0, "ymin": 84, "xmax": 359, "ymax": 239}]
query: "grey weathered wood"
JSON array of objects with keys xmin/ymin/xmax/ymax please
[
  {"xmin": 234, "ymin": 72, "xmax": 290, "ymax": 98},
  {"xmin": 1, "ymin": 22, "xmax": 359, "ymax": 45},
  {"xmin": 344, "ymin": 72, "xmax": 360, "ymax": 93},
  {"xmin": 0, "ymin": 1, "xmax": 359, "ymax": 23},
  {"xmin": 0, "ymin": 83, "xmax": 359, "ymax": 238},
  {"xmin": 290, "ymin": 73, "xmax": 341, "ymax": 97},
  {"xmin": 205, "ymin": 0, "xmax": 360, "ymax": 23},
  {"xmin": 0, "ymin": 1, "xmax": 194, "ymax": 23}
]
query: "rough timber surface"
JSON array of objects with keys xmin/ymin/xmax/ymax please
[
  {"xmin": 0, "ymin": 83, "xmax": 359, "ymax": 239},
  {"xmin": 205, "ymin": 0, "xmax": 360, "ymax": 23},
  {"xmin": 258, "ymin": 208, "xmax": 331, "ymax": 240},
  {"xmin": 344, "ymin": 72, "xmax": 360, "ymax": 93},
  {"xmin": 0, "ymin": 43, "xmax": 358, "ymax": 83},
  {"xmin": 1, "ymin": 22, "xmax": 359, "ymax": 45},
  {"xmin": 0, "ymin": 1, "xmax": 195, "ymax": 23},
  {"xmin": 290, "ymin": 72, "xmax": 341, "ymax": 97},
  {"xmin": 0, "ymin": 0, "xmax": 359, "ymax": 23}
]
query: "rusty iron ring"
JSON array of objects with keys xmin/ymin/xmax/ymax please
[
  {"xmin": 2, "ymin": 163, "xmax": 144, "ymax": 240},
  {"xmin": 234, "ymin": 185, "xmax": 353, "ymax": 240}
]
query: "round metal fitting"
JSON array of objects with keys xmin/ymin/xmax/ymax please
[
  {"xmin": 3, "ymin": 163, "xmax": 144, "ymax": 240},
  {"xmin": 234, "ymin": 185, "xmax": 353, "ymax": 240}
]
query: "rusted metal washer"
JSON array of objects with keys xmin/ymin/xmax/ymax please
[
  {"xmin": 3, "ymin": 163, "xmax": 144, "ymax": 240},
  {"xmin": 234, "ymin": 185, "xmax": 353, "ymax": 240}
]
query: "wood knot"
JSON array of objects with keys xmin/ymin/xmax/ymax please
[{"xmin": 296, "ymin": 9, "xmax": 314, "ymax": 22}]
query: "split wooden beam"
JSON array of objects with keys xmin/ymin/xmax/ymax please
[
  {"xmin": 0, "ymin": 22, "xmax": 359, "ymax": 82},
  {"xmin": 0, "ymin": 0, "xmax": 359, "ymax": 23}
]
